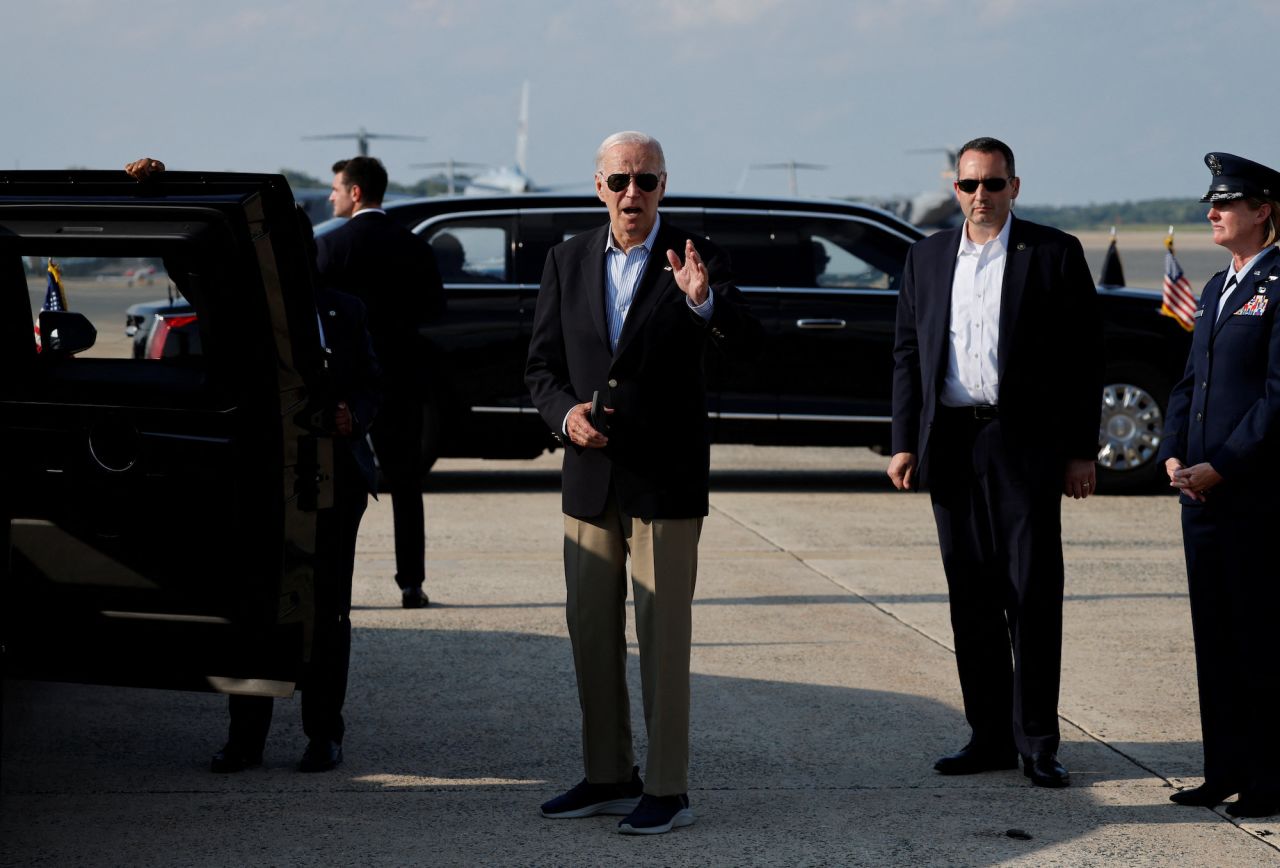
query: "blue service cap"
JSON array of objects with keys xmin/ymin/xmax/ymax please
[{"xmin": 1201, "ymin": 152, "xmax": 1280, "ymax": 203}]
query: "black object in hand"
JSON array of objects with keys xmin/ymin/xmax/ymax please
[{"xmin": 590, "ymin": 390, "xmax": 609, "ymax": 433}]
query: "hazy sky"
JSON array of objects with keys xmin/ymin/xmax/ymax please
[{"xmin": 8, "ymin": 0, "xmax": 1278, "ymax": 206}]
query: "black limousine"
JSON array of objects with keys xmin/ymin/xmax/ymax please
[{"xmin": 134, "ymin": 190, "xmax": 1190, "ymax": 492}]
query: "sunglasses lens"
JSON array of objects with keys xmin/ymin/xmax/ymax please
[
  {"xmin": 605, "ymin": 173, "xmax": 660, "ymax": 192},
  {"xmin": 957, "ymin": 178, "xmax": 1007, "ymax": 193}
]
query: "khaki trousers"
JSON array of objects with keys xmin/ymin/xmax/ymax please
[{"xmin": 563, "ymin": 495, "xmax": 702, "ymax": 797}]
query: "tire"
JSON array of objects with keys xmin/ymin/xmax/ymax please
[{"xmin": 1095, "ymin": 365, "xmax": 1170, "ymax": 494}]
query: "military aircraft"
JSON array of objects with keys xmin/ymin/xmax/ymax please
[
  {"xmin": 302, "ymin": 127, "xmax": 427, "ymax": 158},
  {"xmin": 886, "ymin": 147, "xmax": 961, "ymax": 229},
  {"xmin": 735, "ymin": 161, "xmax": 828, "ymax": 197},
  {"xmin": 459, "ymin": 82, "xmax": 582, "ymax": 196}
]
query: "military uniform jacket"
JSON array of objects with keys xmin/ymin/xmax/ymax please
[
  {"xmin": 525, "ymin": 219, "xmax": 759, "ymax": 521},
  {"xmin": 1159, "ymin": 245, "xmax": 1280, "ymax": 503}
]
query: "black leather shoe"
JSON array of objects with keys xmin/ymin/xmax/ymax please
[
  {"xmin": 1225, "ymin": 795, "xmax": 1280, "ymax": 818},
  {"xmin": 298, "ymin": 739, "xmax": 343, "ymax": 773},
  {"xmin": 933, "ymin": 743, "xmax": 1018, "ymax": 775},
  {"xmin": 1170, "ymin": 783, "xmax": 1236, "ymax": 807},
  {"xmin": 1023, "ymin": 752, "xmax": 1070, "ymax": 788},
  {"xmin": 401, "ymin": 586, "xmax": 430, "ymax": 609},
  {"xmin": 210, "ymin": 743, "xmax": 263, "ymax": 773}
]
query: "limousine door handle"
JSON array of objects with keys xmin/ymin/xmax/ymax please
[{"xmin": 796, "ymin": 318, "xmax": 847, "ymax": 329}]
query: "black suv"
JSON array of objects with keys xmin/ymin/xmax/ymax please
[
  {"xmin": 3, "ymin": 171, "xmax": 332, "ymax": 695},
  {"xmin": 143, "ymin": 192, "xmax": 1192, "ymax": 491}
]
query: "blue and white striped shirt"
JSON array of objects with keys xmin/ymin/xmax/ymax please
[{"xmin": 604, "ymin": 214, "xmax": 713, "ymax": 352}]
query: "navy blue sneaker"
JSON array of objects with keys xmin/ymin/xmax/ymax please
[
  {"xmin": 540, "ymin": 766, "xmax": 643, "ymax": 818},
  {"xmin": 617, "ymin": 793, "xmax": 694, "ymax": 835}
]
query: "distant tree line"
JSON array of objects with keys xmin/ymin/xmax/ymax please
[{"xmin": 1015, "ymin": 199, "xmax": 1210, "ymax": 230}]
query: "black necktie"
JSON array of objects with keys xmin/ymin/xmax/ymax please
[{"xmin": 1217, "ymin": 275, "xmax": 1238, "ymax": 321}]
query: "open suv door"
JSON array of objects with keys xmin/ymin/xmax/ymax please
[{"xmin": 0, "ymin": 171, "xmax": 330, "ymax": 697}]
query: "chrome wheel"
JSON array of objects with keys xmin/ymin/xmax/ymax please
[{"xmin": 1097, "ymin": 382, "xmax": 1163, "ymax": 473}]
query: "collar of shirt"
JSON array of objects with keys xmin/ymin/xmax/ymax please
[
  {"xmin": 352, "ymin": 207, "xmax": 386, "ymax": 218},
  {"xmin": 1224, "ymin": 246, "xmax": 1273, "ymax": 289},
  {"xmin": 956, "ymin": 213, "xmax": 1012, "ymax": 262},
  {"xmin": 605, "ymin": 213, "xmax": 662, "ymax": 255}
]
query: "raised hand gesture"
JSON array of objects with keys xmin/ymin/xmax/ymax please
[{"xmin": 666, "ymin": 239, "xmax": 710, "ymax": 306}]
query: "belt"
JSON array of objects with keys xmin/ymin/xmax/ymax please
[{"xmin": 940, "ymin": 404, "xmax": 999, "ymax": 421}]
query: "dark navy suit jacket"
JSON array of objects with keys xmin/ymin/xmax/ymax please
[
  {"xmin": 316, "ymin": 211, "xmax": 444, "ymax": 394},
  {"xmin": 1159, "ymin": 245, "xmax": 1280, "ymax": 503},
  {"xmin": 525, "ymin": 219, "xmax": 759, "ymax": 520},
  {"xmin": 891, "ymin": 217, "xmax": 1103, "ymax": 488},
  {"xmin": 316, "ymin": 285, "xmax": 381, "ymax": 495}
]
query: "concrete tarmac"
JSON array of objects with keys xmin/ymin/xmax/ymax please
[{"xmin": 3, "ymin": 446, "xmax": 1278, "ymax": 866}]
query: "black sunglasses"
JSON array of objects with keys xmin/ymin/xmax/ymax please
[
  {"xmin": 602, "ymin": 172, "xmax": 662, "ymax": 193},
  {"xmin": 955, "ymin": 177, "xmax": 1012, "ymax": 194}
]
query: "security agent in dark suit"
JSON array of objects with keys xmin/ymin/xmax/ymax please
[
  {"xmin": 888, "ymin": 138, "xmax": 1102, "ymax": 788},
  {"xmin": 526, "ymin": 131, "xmax": 758, "ymax": 835},
  {"xmin": 212, "ymin": 207, "xmax": 382, "ymax": 774},
  {"xmin": 1159, "ymin": 153, "xmax": 1280, "ymax": 819},
  {"xmin": 317, "ymin": 156, "xmax": 444, "ymax": 609}
]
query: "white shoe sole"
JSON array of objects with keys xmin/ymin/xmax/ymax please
[
  {"xmin": 541, "ymin": 796, "xmax": 641, "ymax": 819},
  {"xmin": 617, "ymin": 808, "xmax": 695, "ymax": 835}
]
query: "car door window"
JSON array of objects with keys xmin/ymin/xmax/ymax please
[
  {"xmin": 786, "ymin": 217, "xmax": 909, "ymax": 290},
  {"xmin": 702, "ymin": 211, "xmax": 791, "ymax": 287},
  {"xmin": 424, "ymin": 218, "xmax": 514, "ymax": 284},
  {"xmin": 20, "ymin": 255, "xmax": 203, "ymax": 362}
]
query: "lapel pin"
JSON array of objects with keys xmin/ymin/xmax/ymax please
[
  {"xmin": 663, "ymin": 265, "xmax": 672, "ymax": 271},
  {"xmin": 1016, "ymin": 242, "xmax": 1026, "ymax": 251}
]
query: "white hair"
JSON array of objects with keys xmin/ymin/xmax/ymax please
[{"xmin": 594, "ymin": 131, "xmax": 666, "ymax": 174}]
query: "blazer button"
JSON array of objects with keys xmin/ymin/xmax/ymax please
[
  {"xmin": 1195, "ymin": 412, "xmax": 1203, "ymax": 421},
  {"xmin": 608, "ymin": 379, "xmax": 618, "ymax": 388}
]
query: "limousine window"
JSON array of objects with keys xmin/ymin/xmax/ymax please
[
  {"xmin": 702, "ymin": 212, "xmax": 792, "ymax": 287},
  {"xmin": 425, "ymin": 217, "xmax": 514, "ymax": 283},
  {"xmin": 791, "ymin": 216, "xmax": 908, "ymax": 290}
]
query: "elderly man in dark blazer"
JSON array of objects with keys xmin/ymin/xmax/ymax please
[
  {"xmin": 526, "ymin": 131, "xmax": 758, "ymax": 835},
  {"xmin": 888, "ymin": 137, "xmax": 1102, "ymax": 788},
  {"xmin": 317, "ymin": 156, "xmax": 444, "ymax": 609}
]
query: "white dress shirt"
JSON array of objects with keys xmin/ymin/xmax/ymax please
[{"xmin": 940, "ymin": 215, "xmax": 1012, "ymax": 407}]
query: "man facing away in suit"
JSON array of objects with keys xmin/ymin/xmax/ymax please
[
  {"xmin": 317, "ymin": 156, "xmax": 444, "ymax": 609},
  {"xmin": 525, "ymin": 131, "xmax": 758, "ymax": 835},
  {"xmin": 888, "ymin": 137, "xmax": 1102, "ymax": 788}
]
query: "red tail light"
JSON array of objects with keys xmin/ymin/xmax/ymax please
[{"xmin": 146, "ymin": 313, "xmax": 198, "ymax": 359}]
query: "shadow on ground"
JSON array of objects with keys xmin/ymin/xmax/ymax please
[{"xmin": 2, "ymin": 626, "xmax": 1221, "ymax": 866}]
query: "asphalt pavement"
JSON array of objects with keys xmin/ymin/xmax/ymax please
[{"xmin": 3, "ymin": 445, "xmax": 1278, "ymax": 866}]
